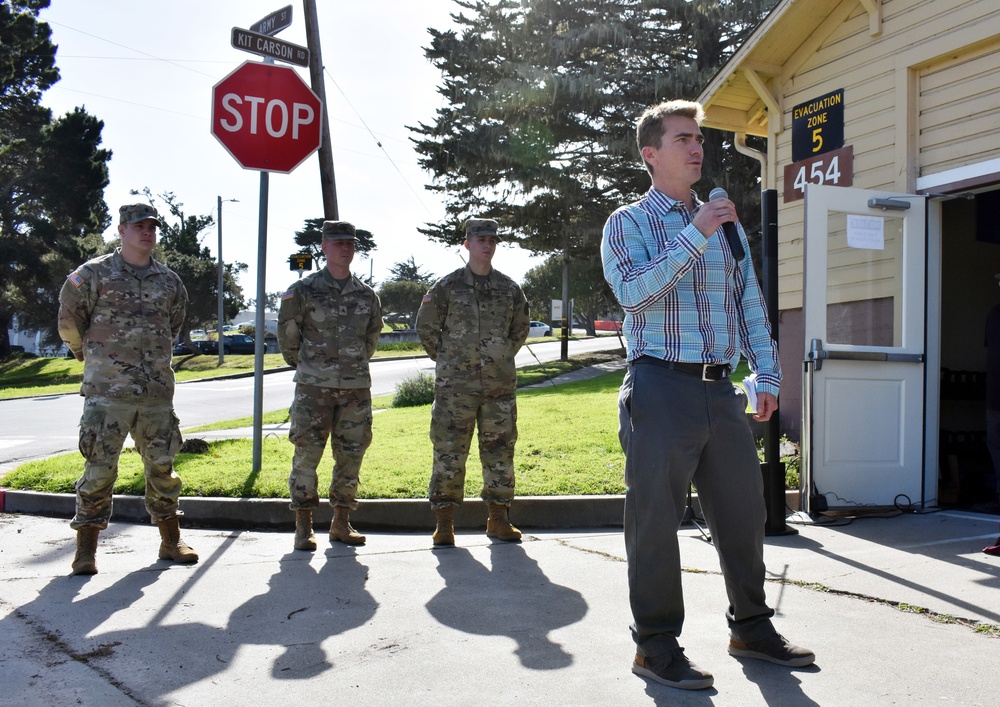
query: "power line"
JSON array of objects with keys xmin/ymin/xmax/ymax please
[
  {"xmin": 323, "ymin": 66, "xmax": 435, "ymax": 217},
  {"xmin": 46, "ymin": 20, "xmax": 218, "ymax": 79}
]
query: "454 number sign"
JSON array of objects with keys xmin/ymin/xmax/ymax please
[{"xmin": 782, "ymin": 145, "xmax": 853, "ymax": 203}]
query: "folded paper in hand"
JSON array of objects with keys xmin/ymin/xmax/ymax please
[{"xmin": 742, "ymin": 373, "xmax": 758, "ymax": 414}]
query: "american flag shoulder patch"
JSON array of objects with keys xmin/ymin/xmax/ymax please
[
  {"xmin": 68, "ymin": 271, "xmax": 85, "ymax": 288},
  {"xmin": 281, "ymin": 290, "xmax": 294, "ymax": 300},
  {"xmin": 422, "ymin": 293, "xmax": 432, "ymax": 303}
]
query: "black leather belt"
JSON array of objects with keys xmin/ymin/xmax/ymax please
[{"xmin": 633, "ymin": 356, "xmax": 732, "ymax": 381}]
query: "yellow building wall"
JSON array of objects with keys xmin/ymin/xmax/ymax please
[{"xmin": 774, "ymin": 0, "xmax": 1000, "ymax": 310}]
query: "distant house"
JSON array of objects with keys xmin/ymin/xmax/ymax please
[{"xmin": 6, "ymin": 315, "xmax": 67, "ymax": 357}]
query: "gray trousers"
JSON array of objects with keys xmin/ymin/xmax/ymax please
[{"xmin": 618, "ymin": 361, "xmax": 775, "ymax": 657}]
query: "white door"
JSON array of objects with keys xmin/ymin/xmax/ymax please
[{"xmin": 802, "ymin": 184, "xmax": 927, "ymax": 511}]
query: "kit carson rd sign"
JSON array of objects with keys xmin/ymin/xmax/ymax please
[{"xmin": 210, "ymin": 61, "xmax": 322, "ymax": 173}]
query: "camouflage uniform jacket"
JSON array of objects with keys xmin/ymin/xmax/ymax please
[
  {"xmin": 57, "ymin": 249, "xmax": 188, "ymax": 400},
  {"xmin": 416, "ymin": 265, "xmax": 530, "ymax": 397},
  {"xmin": 277, "ymin": 268, "xmax": 383, "ymax": 389}
]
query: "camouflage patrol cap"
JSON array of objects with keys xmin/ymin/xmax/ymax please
[
  {"xmin": 119, "ymin": 203, "xmax": 162, "ymax": 226},
  {"xmin": 464, "ymin": 218, "xmax": 500, "ymax": 240},
  {"xmin": 321, "ymin": 220, "xmax": 357, "ymax": 240}
]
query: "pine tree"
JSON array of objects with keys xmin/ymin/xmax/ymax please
[
  {"xmin": 410, "ymin": 0, "xmax": 774, "ymax": 262},
  {"xmin": 0, "ymin": 0, "xmax": 111, "ymax": 355}
]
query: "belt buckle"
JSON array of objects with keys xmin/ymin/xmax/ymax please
[{"xmin": 702, "ymin": 364, "xmax": 728, "ymax": 381}]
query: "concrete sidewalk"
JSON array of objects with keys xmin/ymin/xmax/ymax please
[
  {"xmin": 1, "ymin": 510, "xmax": 998, "ymax": 706},
  {"xmin": 3, "ymin": 357, "xmax": 999, "ymax": 704}
]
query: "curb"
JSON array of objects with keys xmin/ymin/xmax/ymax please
[
  {"xmin": 1, "ymin": 490, "xmax": 627, "ymax": 531},
  {"xmin": 1, "ymin": 489, "xmax": 803, "ymax": 531}
]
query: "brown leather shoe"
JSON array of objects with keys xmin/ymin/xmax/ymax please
[
  {"xmin": 728, "ymin": 633, "xmax": 815, "ymax": 667},
  {"xmin": 632, "ymin": 649, "xmax": 714, "ymax": 690}
]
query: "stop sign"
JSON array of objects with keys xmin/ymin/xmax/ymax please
[{"xmin": 211, "ymin": 61, "xmax": 322, "ymax": 173}]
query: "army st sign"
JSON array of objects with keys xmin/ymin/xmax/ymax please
[{"xmin": 211, "ymin": 61, "xmax": 322, "ymax": 173}]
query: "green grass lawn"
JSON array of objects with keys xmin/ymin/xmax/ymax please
[
  {"xmin": 1, "ymin": 346, "xmax": 800, "ymax": 497},
  {"xmin": 3, "ymin": 371, "xmax": 628, "ymax": 499},
  {"xmin": 1, "ymin": 353, "xmax": 800, "ymax": 498}
]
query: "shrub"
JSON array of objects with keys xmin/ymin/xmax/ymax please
[
  {"xmin": 757, "ymin": 436, "xmax": 801, "ymax": 489},
  {"xmin": 392, "ymin": 371, "xmax": 435, "ymax": 407},
  {"xmin": 377, "ymin": 341, "xmax": 424, "ymax": 353}
]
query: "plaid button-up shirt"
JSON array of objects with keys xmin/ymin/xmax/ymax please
[{"xmin": 601, "ymin": 187, "xmax": 780, "ymax": 396}]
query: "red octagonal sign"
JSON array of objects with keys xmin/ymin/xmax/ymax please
[{"xmin": 211, "ymin": 61, "xmax": 322, "ymax": 174}]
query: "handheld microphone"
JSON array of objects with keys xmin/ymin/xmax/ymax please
[{"xmin": 708, "ymin": 187, "xmax": 745, "ymax": 262}]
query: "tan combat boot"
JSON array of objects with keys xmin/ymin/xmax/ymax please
[
  {"xmin": 432, "ymin": 505, "xmax": 455, "ymax": 547},
  {"xmin": 157, "ymin": 516, "xmax": 199, "ymax": 563},
  {"xmin": 486, "ymin": 503, "xmax": 521, "ymax": 542},
  {"xmin": 294, "ymin": 509, "xmax": 317, "ymax": 551},
  {"xmin": 71, "ymin": 526, "xmax": 100, "ymax": 575},
  {"xmin": 329, "ymin": 506, "xmax": 365, "ymax": 545}
]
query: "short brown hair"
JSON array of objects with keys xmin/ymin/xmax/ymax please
[{"xmin": 636, "ymin": 100, "xmax": 705, "ymax": 175}]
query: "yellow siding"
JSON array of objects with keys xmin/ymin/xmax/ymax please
[
  {"xmin": 773, "ymin": 0, "xmax": 1000, "ymax": 310},
  {"xmin": 918, "ymin": 40, "xmax": 1000, "ymax": 175}
]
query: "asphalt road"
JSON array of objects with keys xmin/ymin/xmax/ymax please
[{"xmin": 0, "ymin": 335, "xmax": 622, "ymax": 474}]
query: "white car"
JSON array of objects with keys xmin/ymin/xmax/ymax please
[{"xmin": 528, "ymin": 320, "xmax": 553, "ymax": 337}]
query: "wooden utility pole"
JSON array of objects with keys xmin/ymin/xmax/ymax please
[{"xmin": 302, "ymin": 0, "xmax": 338, "ymax": 219}]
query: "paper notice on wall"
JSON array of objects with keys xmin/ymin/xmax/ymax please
[{"xmin": 846, "ymin": 214, "xmax": 885, "ymax": 250}]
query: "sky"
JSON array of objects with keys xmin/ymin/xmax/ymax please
[{"xmin": 37, "ymin": 0, "xmax": 546, "ymax": 305}]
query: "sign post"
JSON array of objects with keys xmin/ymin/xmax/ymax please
[{"xmin": 213, "ymin": 13, "xmax": 323, "ymax": 469}]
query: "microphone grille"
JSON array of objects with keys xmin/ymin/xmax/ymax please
[{"xmin": 709, "ymin": 187, "xmax": 728, "ymax": 201}]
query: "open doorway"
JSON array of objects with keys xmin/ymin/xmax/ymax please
[{"xmin": 937, "ymin": 191, "xmax": 1000, "ymax": 508}]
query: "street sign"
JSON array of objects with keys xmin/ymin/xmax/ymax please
[
  {"xmin": 211, "ymin": 61, "xmax": 322, "ymax": 173},
  {"xmin": 289, "ymin": 253, "xmax": 313, "ymax": 271},
  {"xmin": 250, "ymin": 5, "xmax": 293, "ymax": 36},
  {"xmin": 231, "ymin": 27, "xmax": 309, "ymax": 67}
]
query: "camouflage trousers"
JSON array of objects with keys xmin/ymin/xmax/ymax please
[
  {"xmin": 428, "ymin": 390, "xmax": 517, "ymax": 508},
  {"xmin": 288, "ymin": 384, "xmax": 372, "ymax": 511},
  {"xmin": 70, "ymin": 396, "xmax": 184, "ymax": 530}
]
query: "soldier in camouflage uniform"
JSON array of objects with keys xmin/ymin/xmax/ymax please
[
  {"xmin": 277, "ymin": 220, "xmax": 383, "ymax": 550},
  {"xmin": 58, "ymin": 203, "xmax": 198, "ymax": 576},
  {"xmin": 416, "ymin": 218, "xmax": 531, "ymax": 546}
]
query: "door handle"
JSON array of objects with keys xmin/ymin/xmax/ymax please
[
  {"xmin": 806, "ymin": 338, "xmax": 826, "ymax": 371},
  {"xmin": 823, "ymin": 351, "xmax": 924, "ymax": 363}
]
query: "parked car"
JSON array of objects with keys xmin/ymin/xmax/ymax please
[
  {"xmin": 192, "ymin": 334, "xmax": 257, "ymax": 355},
  {"xmin": 173, "ymin": 342, "xmax": 197, "ymax": 355},
  {"xmin": 528, "ymin": 320, "xmax": 553, "ymax": 337},
  {"xmin": 221, "ymin": 333, "xmax": 256, "ymax": 354}
]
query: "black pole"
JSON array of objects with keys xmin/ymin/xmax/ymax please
[
  {"xmin": 303, "ymin": 0, "xmax": 338, "ymax": 219},
  {"xmin": 561, "ymin": 233, "xmax": 569, "ymax": 361},
  {"xmin": 761, "ymin": 188, "xmax": 795, "ymax": 535}
]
